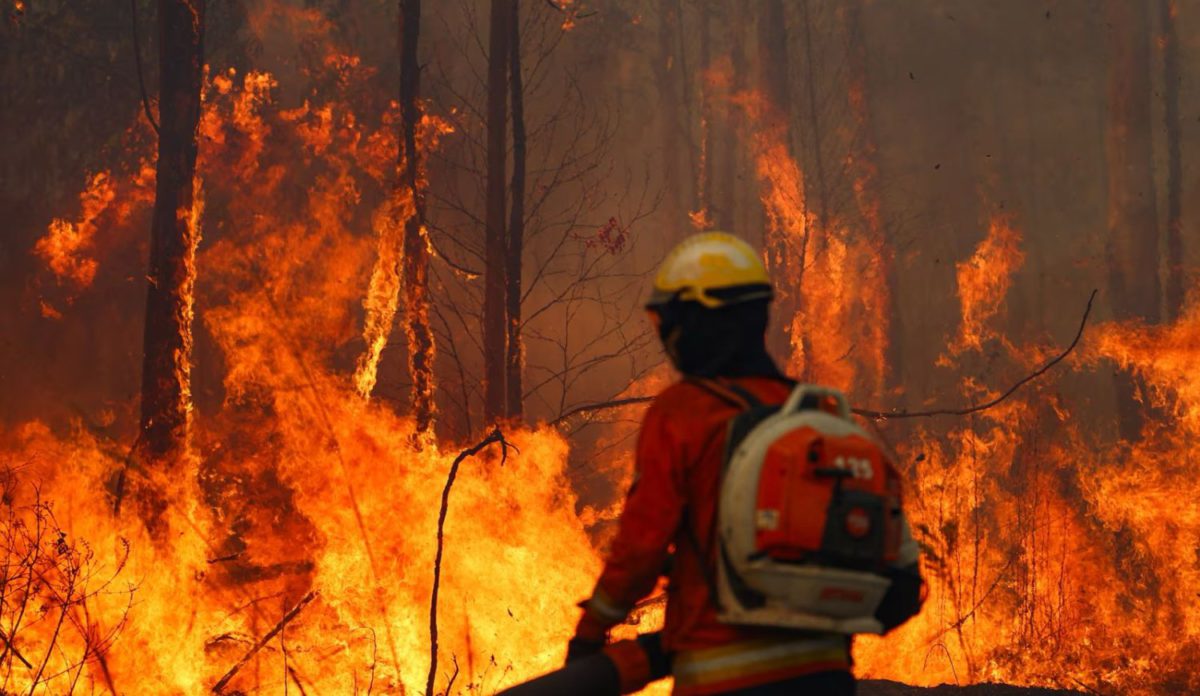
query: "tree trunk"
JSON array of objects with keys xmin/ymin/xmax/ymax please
[
  {"xmin": 798, "ymin": 0, "xmax": 829, "ymax": 238},
  {"xmin": 505, "ymin": 0, "xmax": 524, "ymax": 420},
  {"xmin": 139, "ymin": 0, "xmax": 205, "ymax": 468},
  {"xmin": 846, "ymin": 0, "xmax": 897, "ymax": 403},
  {"xmin": 757, "ymin": 0, "xmax": 804, "ymax": 371},
  {"xmin": 1104, "ymin": 0, "xmax": 1161, "ymax": 441},
  {"xmin": 675, "ymin": 0, "xmax": 699, "ymax": 217},
  {"xmin": 724, "ymin": 1, "xmax": 751, "ymax": 236},
  {"xmin": 757, "ymin": 0, "xmax": 791, "ymax": 149},
  {"xmin": 399, "ymin": 0, "xmax": 435, "ymax": 436},
  {"xmin": 714, "ymin": 2, "xmax": 738, "ymax": 232},
  {"xmin": 697, "ymin": 0, "xmax": 714, "ymax": 223},
  {"xmin": 482, "ymin": 0, "xmax": 511, "ymax": 424},
  {"xmin": 1161, "ymin": 0, "xmax": 1184, "ymax": 321},
  {"xmin": 653, "ymin": 1, "xmax": 685, "ymax": 231}
]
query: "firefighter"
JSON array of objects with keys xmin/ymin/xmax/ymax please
[{"xmin": 503, "ymin": 232, "xmax": 922, "ymax": 696}]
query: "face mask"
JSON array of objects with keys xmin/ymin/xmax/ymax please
[{"xmin": 650, "ymin": 300, "xmax": 776, "ymax": 378}]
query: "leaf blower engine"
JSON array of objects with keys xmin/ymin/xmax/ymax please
[{"xmin": 714, "ymin": 383, "xmax": 909, "ymax": 635}]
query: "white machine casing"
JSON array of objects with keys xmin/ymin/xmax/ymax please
[{"xmin": 715, "ymin": 385, "xmax": 893, "ymax": 635}]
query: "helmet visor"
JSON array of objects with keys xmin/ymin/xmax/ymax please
[{"xmin": 645, "ymin": 282, "xmax": 773, "ymax": 310}]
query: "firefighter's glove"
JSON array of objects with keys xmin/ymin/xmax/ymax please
[
  {"xmin": 566, "ymin": 637, "xmax": 606, "ymax": 664},
  {"xmin": 566, "ymin": 600, "xmax": 614, "ymax": 667},
  {"xmin": 568, "ymin": 603, "xmax": 612, "ymax": 665}
]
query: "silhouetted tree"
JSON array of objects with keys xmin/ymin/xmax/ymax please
[
  {"xmin": 483, "ymin": 0, "xmax": 513, "ymax": 423},
  {"xmin": 139, "ymin": 0, "xmax": 205, "ymax": 468},
  {"xmin": 505, "ymin": 0, "xmax": 526, "ymax": 420},
  {"xmin": 399, "ymin": 0, "xmax": 435, "ymax": 435},
  {"xmin": 1161, "ymin": 0, "xmax": 1184, "ymax": 322},
  {"xmin": 1104, "ymin": 0, "xmax": 1160, "ymax": 440}
]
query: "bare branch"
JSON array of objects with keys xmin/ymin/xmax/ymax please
[
  {"xmin": 129, "ymin": 0, "xmax": 159, "ymax": 135},
  {"xmin": 212, "ymin": 591, "xmax": 319, "ymax": 694},
  {"xmin": 427, "ymin": 428, "xmax": 516, "ymax": 696},
  {"xmin": 552, "ymin": 291, "xmax": 1098, "ymax": 426},
  {"xmin": 853, "ymin": 289, "xmax": 1097, "ymax": 420}
]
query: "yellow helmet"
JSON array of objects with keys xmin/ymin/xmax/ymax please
[{"xmin": 647, "ymin": 231, "xmax": 773, "ymax": 309}]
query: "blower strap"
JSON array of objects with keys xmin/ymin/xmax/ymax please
[{"xmin": 679, "ymin": 376, "xmax": 792, "ymax": 612}]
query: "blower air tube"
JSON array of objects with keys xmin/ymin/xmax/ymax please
[
  {"xmin": 496, "ymin": 652, "xmax": 620, "ymax": 696},
  {"xmin": 498, "ymin": 633, "xmax": 670, "ymax": 696}
]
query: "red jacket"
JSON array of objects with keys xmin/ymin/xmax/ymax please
[{"xmin": 578, "ymin": 377, "xmax": 852, "ymax": 695}]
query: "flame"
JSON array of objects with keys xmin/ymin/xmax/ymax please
[
  {"xmin": 844, "ymin": 76, "xmax": 891, "ymax": 400},
  {"xmin": 354, "ymin": 111, "xmax": 451, "ymax": 403},
  {"xmin": 11, "ymin": 39, "xmax": 614, "ymax": 691},
  {"xmin": 851, "ymin": 230, "xmax": 1200, "ymax": 693},
  {"xmin": 1091, "ymin": 297, "xmax": 1200, "ymax": 430},
  {"xmin": 174, "ymin": 173, "xmax": 204, "ymax": 449},
  {"xmin": 945, "ymin": 214, "xmax": 1026, "ymax": 358},
  {"xmin": 13, "ymin": 6, "xmax": 1200, "ymax": 695},
  {"xmin": 34, "ymin": 172, "xmax": 115, "ymax": 288},
  {"xmin": 354, "ymin": 188, "xmax": 416, "ymax": 398},
  {"xmin": 34, "ymin": 166, "xmax": 155, "ymax": 294},
  {"xmin": 729, "ymin": 87, "xmax": 888, "ymax": 397},
  {"xmin": 725, "ymin": 78, "xmax": 1199, "ymax": 693}
]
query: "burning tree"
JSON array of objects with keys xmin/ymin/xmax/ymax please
[
  {"xmin": 135, "ymin": 0, "xmax": 206, "ymax": 538},
  {"xmin": 352, "ymin": 0, "xmax": 437, "ymax": 441},
  {"xmin": 4, "ymin": 2, "xmax": 1200, "ymax": 695}
]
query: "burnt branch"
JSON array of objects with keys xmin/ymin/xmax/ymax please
[
  {"xmin": 427, "ymin": 428, "xmax": 514, "ymax": 696},
  {"xmin": 211, "ymin": 590, "xmax": 318, "ymax": 694},
  {"xmin": 553, "ymin": 290, "xmax": 1098, "ymax": 426},
  {"xmin": 853, "ymin": 289, "xmax": 1097, "ymax": 420},
  {"xmin": 549, "ymin": 395, "xmax": 656, "ymax": 428},
  {"xmin": 129, "ymin": 0, "xmax": 159, "ymax": 135}
]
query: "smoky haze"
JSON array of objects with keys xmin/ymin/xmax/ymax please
[
  {"xmin": 0, "ymin": 1, "xmax": 1198, "ymax": 692},
  {"xmin": 2, "ymin": 2, "xmax": 1192, "ymax": 434}
]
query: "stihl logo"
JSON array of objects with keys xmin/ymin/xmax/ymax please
[
  {"xmin": 819, "ymin": 587, "xmax": 866, "ymax": 603},
  {"xmin": 834, "ymin": 455, "xmax": 874, "ymax": 479}
]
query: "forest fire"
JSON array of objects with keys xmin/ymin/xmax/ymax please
[{"xmin": 3, "ymin": 1, "xmax": 1199, "ymax": 695}]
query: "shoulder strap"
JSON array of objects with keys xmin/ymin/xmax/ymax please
[
  {"xmin": 685, "ymin": 376, "xmax": 764, "ymax": 411},
  {"xmin": 773, "ymin": 374, "xmax": 799, "ymax": 389},
  {"xmin": 680, "ymin": 378, "xmax": 781, "ymax": 613}
]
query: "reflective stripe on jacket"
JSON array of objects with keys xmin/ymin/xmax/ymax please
[{"xmin": 672, "ymin": 635, "xmax": 851, "ymax": 695}]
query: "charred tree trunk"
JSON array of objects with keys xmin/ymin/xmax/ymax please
[
  {"xmin": 653, "ymin": 1, "xmax": 685, "ymax": 231},
  {"xmin": 675, "ymin": 0, "xmax": 699, "ymax": 217},
  {"xmin": 758, "ymin": 0, "xmax": 792, "ymax": 149},
  {"xmin": 1104, "ymin": 0, "xmax": 1161, "ymax": 441},
  {"xmin": 399, "ymin": 0, "xmax": 434, "ymax": 436},
  {"xmin": 725, "ymin": 2, "xmax": 751, "ymax": 236},
  {"xmin": 1162, "ymin": 0, "xmax": 1184, "ymax": 321},
  {"xmin": 846, "ymin": 0, "xmax": 898, "ymax": 402},
  {"xmin": 714, "ymin": 2, "xmax": 739, "ymax": 232},
  {"xmin": 139, "ymin": 0, "xmax": 205, "ymax": 469},
  {"xmin": 756, "ymin": 0, "xmax": 804, "ymax": 372},
  {"xmin": 798, "ymin": 0, "xmax": 829, "ymax": 237},
  {"xmin": 504, "ymin": 0, "xmax": 524, "ymax": 420},
  {"xmin": 482, "ymin": 0, "xmax": 511, "ymax": 424},
  {"xmin": 697, "ymin": 0, "xmax": 714, "ymax": 222}
]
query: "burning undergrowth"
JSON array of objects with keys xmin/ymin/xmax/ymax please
[
  {"xmin": 8, "ymin": 6, "xmax": 1200, "ymax": 696},
  {"xmin": 13, "ymin": 44, "xmax": 605, "ymax": 693},
  {"xmin": 709, "ymin": 59, "xmax": 1200, "ymax": 693}
]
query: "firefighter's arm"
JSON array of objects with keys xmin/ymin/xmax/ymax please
[
  {"xmin": 875, "ymin": 512, "xmax": 924, "ymax": 632},
  {"xmin": 574, "ymin": 402, "xmax": 685, "ymax": 646}
]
